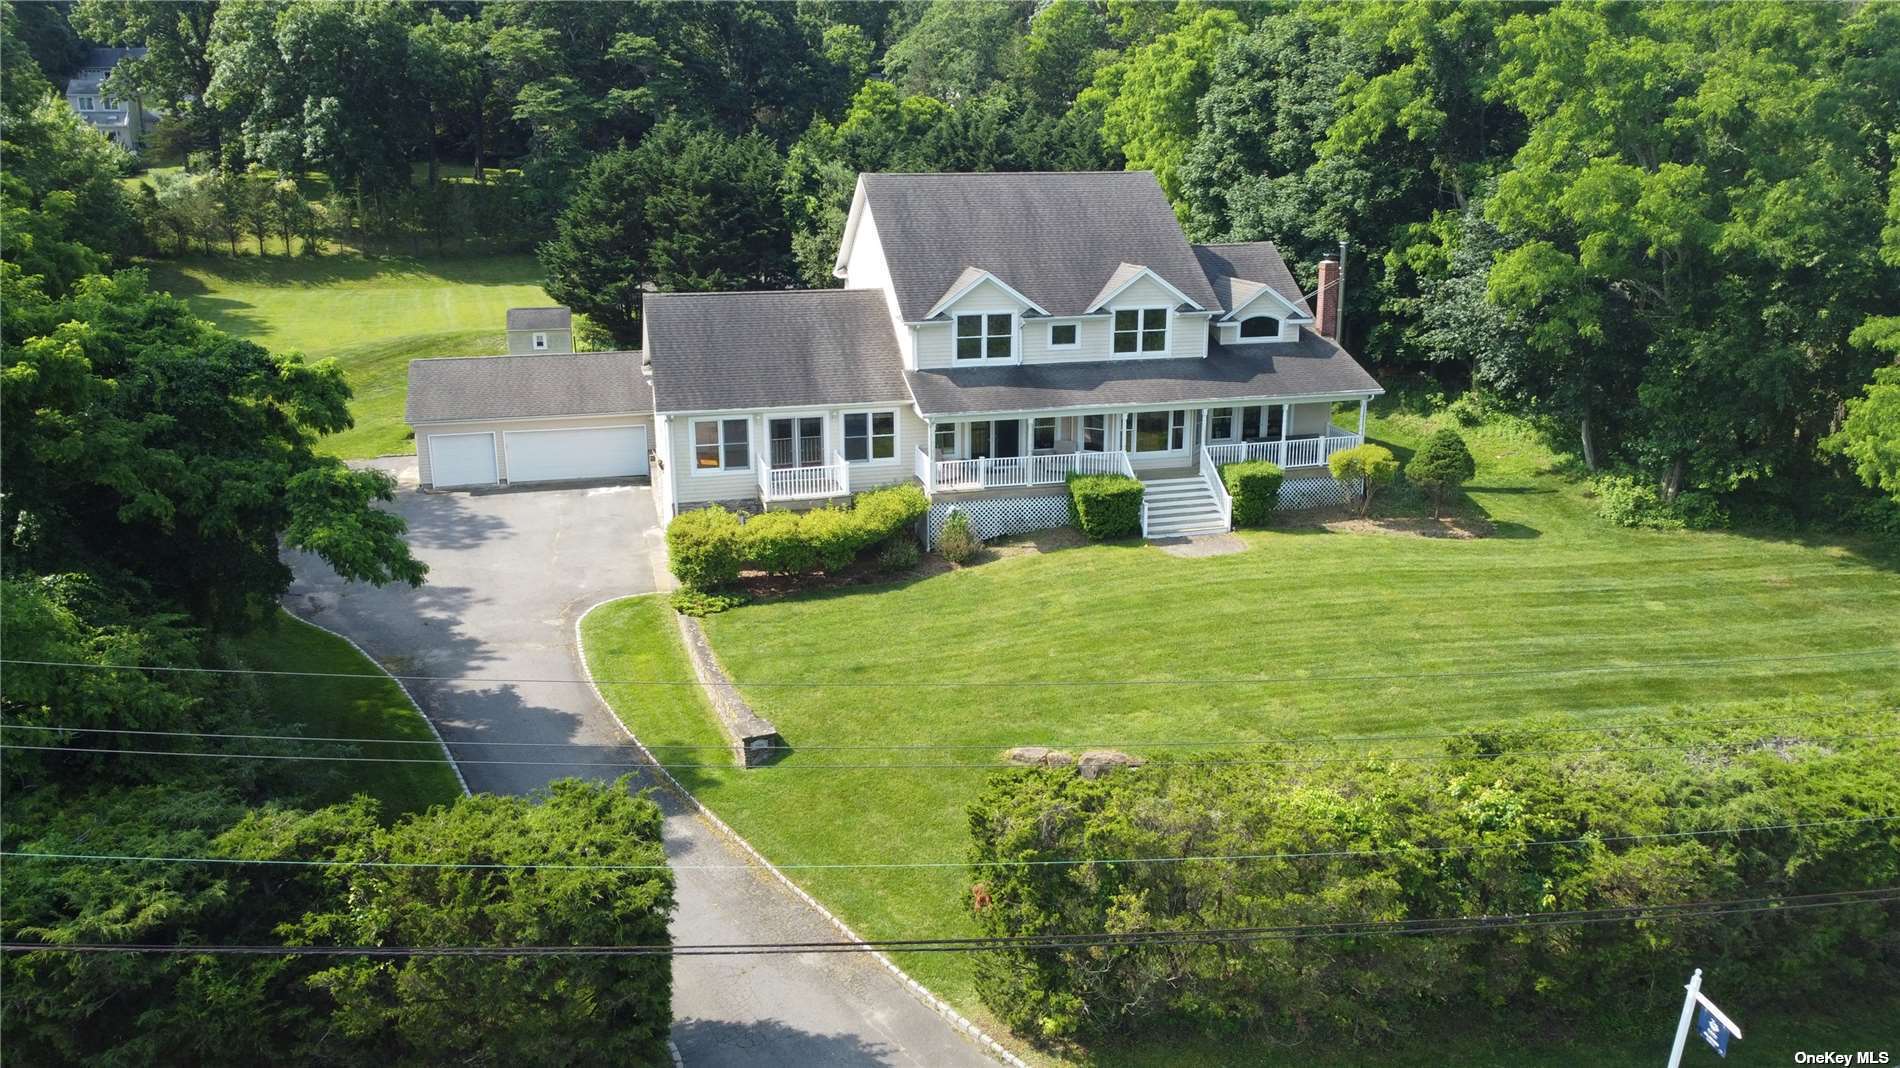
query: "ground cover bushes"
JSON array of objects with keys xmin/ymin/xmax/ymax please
[
  {"xmin": 1217, "ymin": 460, "xmax": 1284, "ymax": 527},
  {"xmin": 1067, "ymin": 473, "xmax": 1144, "ymax": 540},
  {"xmin": 666, "ymin": 484, "xmax": 928, "ymax": 590},
  {"xmin": 966, "ymin": 709, "xmax": 1900, "ymax": 1047}
]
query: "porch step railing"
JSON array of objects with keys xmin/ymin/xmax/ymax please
[
  {"xmin": 925, "ymin": 449, "xmax": 1135, "ymax": 492},
  {"xmin": 762, "ymin": 450, "xmax": 850, "ymax": 502},
  {"xmin": 1204, "ymin": 428, "xmax": 1363, "ymax": 471},
  {"xmin": 1198, "ymin": 446, "xmax": 1233, "ymax": 530}
]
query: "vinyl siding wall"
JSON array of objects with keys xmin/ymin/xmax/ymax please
[
  {"xmin": 914, "ymin": 274, "xmax": 1212, "ymax": 369},
  {"xmin": 842, "ymin": 205, "xmax": 911, "ymax": 365},
  {"xmin": 666, "ymin": 404, "xmax": 929, "ymax": 510},
  {"xmin": 414, "ymin": 412, "xmax": 653, "ymax": 487},
  {"xmin": 506, "ymin": 328, "xmax": 573, "ymax": 355}
]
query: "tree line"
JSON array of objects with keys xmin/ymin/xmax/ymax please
[{"xmin": 1, "ymin": 11, "xmax": 675, "ymax": 1062}]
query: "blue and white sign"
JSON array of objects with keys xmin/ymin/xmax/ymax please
[{"xmin": 1697, "ymin": 1005, "xmax": 1735, "ymax": 1057}]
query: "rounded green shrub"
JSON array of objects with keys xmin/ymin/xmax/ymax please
[
  {"xmin": 1067, "ymin": 472, "xmax": 1143, "ymax": 539},
  {"xmin": 799, "ymin": 506, "xmax": 861, "ymax": 572},
  {"xmin": 1220, "ymin": 460, "xmax": 1284, "ymax": 527},
  {"xmin": 741, "ymin": 510, "xmax": 816, "ymax": 574},
  {"xmin": 1328, "ymin": 443, "xmax": 1398, "ymax": 517},
  {"xmin": 1406, "ymin": 428, "xmax": 1477, "ymax": 518},
  {"xmin": 936, "ymin": 510, "xmax": 979, "ymax": 564},
  {"xmin": 665, "ymin": 505, "xmax": 743, "ymax": 589}
]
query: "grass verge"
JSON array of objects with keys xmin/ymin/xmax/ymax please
[
  {"xmin": 231, "ymin": 611, "xmax": 462, "ymax": 818},
  {"xmin": 580, "ymin": 595, "xmax": 734, "ymax": 770}
]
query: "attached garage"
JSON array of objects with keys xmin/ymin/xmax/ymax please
[{"xmin": 406, "ymin": 351, "xmax": 653, "ymax": 490}]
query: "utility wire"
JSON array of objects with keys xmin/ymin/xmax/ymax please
[
  {"xmin": 2, "ymin": 647, "xmax": 1891, "ymax": 690},
  {"xmin": 4, "ymin": 814, "xmax": 1891, "ymax": 874},
  {"xmin": 4, "ymin": 888, "xmax": 1892, "ymax": 958},
  {"xmin": 5, "ymin": 706, "xmax": 1886, "ymax": 752},
  {"xmin": 7, "ymin": 732, "xmax": 1895, "ymax": 771}
]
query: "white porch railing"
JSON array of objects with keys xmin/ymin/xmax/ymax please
[
  {"xmin": 1204, "ymin": 428, "xmax": 1363, "ymax": 471},
  {"xmin": 1199, "ymin": 446, "xmax": 1233, "ymax": 530},
  {"xmin": 927, "ymin": 449, "xmax": 1136, "ymax": 493},
  {"xmin": 761, "ymin": 450, "xmax": 850, "ymax": 502}
]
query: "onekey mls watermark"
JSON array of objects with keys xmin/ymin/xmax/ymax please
[{"xmin": 1792, "ymin": 1054, "xmax": 1891, "ymax": 1065}]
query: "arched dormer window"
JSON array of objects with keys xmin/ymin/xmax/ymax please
[{"xmin": 1239, "ymin": 315, "xmax": 1279, "ymax": 339}]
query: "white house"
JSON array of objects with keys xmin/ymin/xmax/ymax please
[
  {"xmin": 66, "ymin": 47, "xmax": 153, "ymax": 151},
  {"xmin": 405, "ymin": 171, "xmax": 1382, "ymax": 540}
]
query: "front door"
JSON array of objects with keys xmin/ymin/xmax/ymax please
[
  {"xmin": 768, "ymin": 416, "xmax": 824, "ymax": 468},
  {"xmin": 968, "ymin": 419, "xmax": 1023, "ymax": 460}
]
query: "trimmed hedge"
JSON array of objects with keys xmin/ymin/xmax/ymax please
[
  {"xmin": 967, "ymin": 707, "xmax": 1900, "ymax": 1045},
  {"xmin": 665, "ymin": 505, "xmax": 744, "ymax": 590},
  {"xmin": 1067, "ymin": 473, "xmax": 1144, "ymax": 540},
  {"xmin": 665, "ymin": 484, "xmax": 928, "ymax": 588},
  {"xmin": 1219, "ymin": 460, "xmax": 1284, "ymax": 527}
]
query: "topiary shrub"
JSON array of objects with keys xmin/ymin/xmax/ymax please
[
  {"xmin": 876, "ymin": 537, "xmax": 920, "ymax": 572},
  {"xmin": 1220, "ymin": 460, "xmax": 1284, "ymax": 527},
  {"xmin": 936, "ymin": 510, "xmax": 979, "ymax": 564},
  {"xmin": 741, "ymin": 510, "xmax": 815, "ymax": 574},
  {"xmin": 1067, "ymin": 473, "xmax": 1143, "ymax": 539},
  {"xmin": 1406, "ymin": 429, "xmax": 1477, "ymax": 518},
  {"xmin": 1328, "ymin": 443, "xmax": 1398, "ymax": 517},
  {"xmin": 799, "ymin": 506, "xmax": 861, "ymax": 572},
  {"xmin": 666, "ymin": 505, "xmax": 743, "ymax": 589}
]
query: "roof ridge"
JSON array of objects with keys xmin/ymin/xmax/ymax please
[
  {"xmin": 1196, "ymin": 240, "xmax": 1283, "ymax": 249},
  {"xmin": 648, "ymin": 288, "xmax": 878, "ymax": 299},
  {"xmin": 410, "ymin": 351, "xmax": 639, "ymax": 365}
]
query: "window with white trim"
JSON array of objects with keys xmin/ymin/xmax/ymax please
[
  {"xmin": 1210, "ymin": 407, "xmax": 1235, "ymax": 440},
  {"xmin": 1031, "ymin": 417, "xmax": 1057, "ymax": 453},
  {"xmin": 933, "ymin": 422, "xmax": 957, "ymax": 459},
  {"xmin": 532, "ymin": 331, "xmax": 549, "ymax": 350},
  {"xmin": 78, "ymin": 96, "xmax": 96, "ymax": 111},
  {"xmin": 1239, "ymin": 315, "xmax": 1279, "ymax": 339},
  {"xmin": 956, "ymin": 313, "xmax": 1013, "ymax": 360},
  {"xmin": 692, "ymin": 418, "xmax": 750, "ymax": 472},
  {"xmin": 1123, "ymin": 409, "xmax": 1187, "ymax": 453},
  {"xmin": 842, "ymin": 410, "xmax": 896, "ymax": 462},
  {"xmin": 1113, "ymin": 308, "xmax": 1167, "ymax": 354},
  {"xmin": 1081, "ymin": 414, "xmax": 1106, "ymax": 452},
  {"xmin": 1049, "ymin": 323, "xmax": 1078, "ymax": 348}
]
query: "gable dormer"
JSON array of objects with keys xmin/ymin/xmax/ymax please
[{"xmin": 1192, "ymin": 243, "xmax": 1315, "ymax": 347}]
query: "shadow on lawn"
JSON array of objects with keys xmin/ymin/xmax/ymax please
[
  {"xmin": 143, "ymin": 250, "xmax": 544, "ymax": 290},
  {"xmin": 671, "ymin": 1017, "xmax": 899, "ymax": 1066}
]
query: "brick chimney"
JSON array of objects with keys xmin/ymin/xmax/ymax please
[{"xmin": 1314, "ymin": 258, "xmax": 1341, "ymax": 341}]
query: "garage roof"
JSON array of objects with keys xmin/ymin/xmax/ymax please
[
  {"xmin": 406, "ymin": 352, "xmax": 651, "ymax": 424},
  {"xmin": 644, "ymin": 289, "xmax": 911, "ymax": 412}
]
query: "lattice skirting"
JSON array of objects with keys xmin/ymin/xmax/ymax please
[
  {"xmin": 927, "ymin": 495, "xmax": 1072, "ymax": 547},
  {"xmin": 1277, "ymin": 475, "xmax": 1359, "ymax": 511}
]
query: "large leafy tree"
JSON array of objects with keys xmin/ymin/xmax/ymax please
[
  {"xmin": 1085, "ymin": 3, "xmax": 1241, "ymax": 202},
  {"xmin": 2, "ymin": 270, "xmax": 426, "ymax": 629},
  {"xmin": 1485, "ymin": 1, "xmax": 1900, "ymax": 496},
  {"xmin": 541, "ymin": 120, "xmax": 795, "ymax": 346},
  {"xmin": 882, "ymin": 0, "xmax": 1029, "ymax": 103},
  {"xmin": 70, "ymin": 0, "xmax": 230, "ymax": 158}
]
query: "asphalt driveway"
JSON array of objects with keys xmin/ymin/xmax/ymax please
[{"xmin": 286, "ymin": 457, "xmax": 998, "ymax": 1068}]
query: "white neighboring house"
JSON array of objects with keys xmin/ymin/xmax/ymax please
[
  {"xmin": 67, "ymin": 47, "xmax": 154, "ymax": 151},
  {"xmin": 506, "ymin": 306, "xmax": 573, "ymax": 354},
  {"xmin": 405, "ymin": 171, "xmax": 1383, "ymax": 540}
]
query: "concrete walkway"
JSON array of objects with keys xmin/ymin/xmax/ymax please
[{"xmin": 286, "ymin": 459, "xmax": 998, "ymax": 1067}]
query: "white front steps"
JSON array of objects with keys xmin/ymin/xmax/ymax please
[{"xmin": 1142, "ymin": 477, "xmax": 1228, "ymax": 538}]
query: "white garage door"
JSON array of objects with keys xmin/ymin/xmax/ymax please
[
  {"xmin": 503, "ymin": 425, "xmax": 649, "ymax": 484},
  {"xmin": 427, "ymin": 432, "xmax": 498, "ymax": 487}
]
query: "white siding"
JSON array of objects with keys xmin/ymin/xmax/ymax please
[
  {"xmin": 1292, "ymin": 401, "xmax": 1337, "ymax": 436},
  {"xmin": 416, "ymin": 412, "xmax": 653, "ymax": 488},
  {"xmin": 842, "ymin": 205, "xmax": 911, "ymax": 366},
  {"xmin": 665, "ymin": 405, "xmax": 928, "ymax": 509},
  {"xmin": 915, "ymin": 277, "xmax": 1034, "ymax": 369},
  {"xmin": 1104, "ymin": 275, "xmax": 1206, "ymax": 362},
  {"xmin": 670, "ymin": 413, "xmax": 764, "ymax": 506}
]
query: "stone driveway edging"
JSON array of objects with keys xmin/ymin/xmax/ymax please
[
  {"xmin": 672, "ymin": 612, "xmax": 782, "ymax": 767},
  {"xmin": 289, "ymin": 612, "xmax": 472, "ymax": 798},
  {"xmin": 575, "ymin": 593, "xmax": 1028, "ymax": 1068}
]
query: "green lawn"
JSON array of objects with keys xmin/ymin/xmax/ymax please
[
  {"xmin": 231, "ymin": 611, "xmax": 463, "ymax": 818},
  {"xmin": 584, "ymin": 394, "xmax": 1900, "ymax": 1065},
  {"xmin": 142, "ymin": 253, "xmax": 550, "ymax": 458},
  {"xmin": 580, "ymin": 595, "xmax": 734, "ymax": 769}
]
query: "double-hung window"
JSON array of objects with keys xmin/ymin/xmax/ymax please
[
  {"xmin": 1081, "ymin": 414, "xmax": 1106, "ymax": 452},
  {"xmin": 1112, "ymin": 308, "xmax": 1167, "ymax": 354},
  {"xmin": 79, "ymin": 96, "xmax": 96, "ymax": 111},
  {"xmin": 843, "ymin": 410, "xmax": 896, "ymax": 463},
  {"xmin": 1123, "ymin": 410, "xmax": 1187, "ymax": 453},
  {"xmin": 531, "ymin": 331, "xmax": 549, "ymax": 350},
  {"xmin": 1031, "ymin": 417, "xmax": 1057, "ymax": 453},
  {"xmin": 933, "ymin": 422, "xmax": 957, "ymax": 459},
  {"xmin": 956, "ymin": 313, "xmax": 1013, "ymax": 360},
  {"xmin": 693, "ymin": 418, "xmax": 750, "ymax": 472},
  {"xmin": 1209, "ymin": 407, "xmax": 1234, "ymax": 440}
]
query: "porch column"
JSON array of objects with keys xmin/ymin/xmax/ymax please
[
  {"xmin": 1197, "ymin": 408, "xmax": 1207, "ymax": 454},
  {"xmin": 1357, "ymin": 397, "xmax": 1368, "ymax": 439}
]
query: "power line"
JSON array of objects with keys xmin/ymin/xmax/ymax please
[
  {"xmin": 5, "ymin": 814, "xmax": 1890, "ymax": 874},
  {"xmin": 5, "ymin": 705, "xmax": 1886, "ymax": 752},
  {"xmin": 2, "ymin": 646, "xmax": 1891, "ymax": 690},
  {"xmin": 3, "ymin": 887, "xmax": 1891, "ymax": 958},
  {"xmin": 7, "ymin": 731, "xmax": 1895, "ymax": 771}
]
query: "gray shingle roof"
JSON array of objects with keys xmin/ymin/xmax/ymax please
[
  {"xmin": 406, "ymin": 351, "xmax": 650, "ymax": 424},
  {"xmin": 903, "ymin": 328, "xmax": 1381, "ymax": 416},
  {"xmin": 505, "ymin": 306, "xmax": 572, "ymax": 331},
  {"xmin": 82, "ymin": 46, "xmax": 144, "ymax": 71},
  {"xmin": 1192, "ymin": 243, "xmax": 1313, "ymax": 319},
  {"xmin": 861, "ymin": 172, "xmax": 1224, "ymax": 322},
  {"xmin": 645, "ymin": 290, "xmax": 911, "ymax": 413}
]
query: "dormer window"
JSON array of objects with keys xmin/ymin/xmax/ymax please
[
  {"xmin": 1113, "ymin": 308, "xmax": 1168, "ymax": 354},
  {"xmin": 1239, "ymin": 315, "xmax": 1279, "ymax": 339},
  {"xmin": 956, "ymin": 313, "xmax": 1012, "ymax": 360}
]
